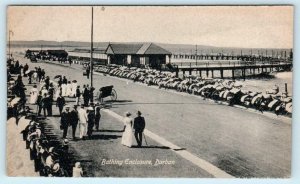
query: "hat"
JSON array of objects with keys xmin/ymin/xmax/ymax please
[
  {"xmin": 52, "ymin": 163, "xmax": 60, "ymax": 172},
  {"xmin": 63, "ymin": 139, "xmax": 69, "ymax": 144},
  {"xmin": 75, "ymin": 162, "xmax": 81, "ymax": 168},
  {"xmin": 137, "ymin": 111, "xmax": 142, "ymax": 116},
  {"xmin": 125, "ymin": 112, "xmax": 131, "ymax": 117},
  {"xmin": 48, "ymin": 147, "xmax": 54, "ymax": 153},
  {"xmin": 65, "ymin": 105, "xmax": 70, "ymax": 108},
  {"xmin": 87, "ymin": 107, "xmax": 93, "ymax": 111}
]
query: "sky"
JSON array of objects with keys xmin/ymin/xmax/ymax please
[{"xmin": 7, "ymin": 6, "xmax": 293, "ymax": 48}]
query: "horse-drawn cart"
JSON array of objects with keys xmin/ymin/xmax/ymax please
[{"xmin": 98, "ymin": 85, "xmax": 117, "ymax": 103}]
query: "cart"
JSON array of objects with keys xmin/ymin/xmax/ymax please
[{"xmin": 98, "ymin": 85, "xmax": 117, "ymax": 103}]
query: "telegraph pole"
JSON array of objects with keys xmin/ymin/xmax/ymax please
[
  {"xmin": 90, "ymin": 6, "xmax": 94, "ymax": 102},
  {"xmin": 90, "ymin": 6, "xmax": 94, "ymax": 88}
]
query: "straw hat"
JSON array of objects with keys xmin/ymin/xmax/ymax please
[
  {"xmin": 52, "ymin": 163, "xmax": 60, "ymax": 172},
  {"xmin": 75, "ymin": 162, "xmax": 81, "ymax": 168}
]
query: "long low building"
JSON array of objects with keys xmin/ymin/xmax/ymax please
[
  {"xmin": 105, "ymin": 43, "xmax": 172, "ymax": 69},
  {"xmin": 68, "ymin": 48, "xmax": 107, "ymax": 64}
]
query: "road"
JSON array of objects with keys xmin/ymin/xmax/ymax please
[{"xmin": 16, "ymin": 55, "xmax": 291, "ymax": 178}]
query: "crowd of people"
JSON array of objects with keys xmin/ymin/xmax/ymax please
[{"xmin": 7, "ymin": 58, "xmax": 84, "ymax": 177}]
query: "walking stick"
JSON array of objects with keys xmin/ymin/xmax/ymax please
[{"xmin": 143, "ymin": 133, "xmax": 148, "ymax": 146}]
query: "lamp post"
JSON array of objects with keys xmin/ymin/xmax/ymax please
[{"xmin": 90, "ymin": 6, "xmax": 94, "ymax": 102}]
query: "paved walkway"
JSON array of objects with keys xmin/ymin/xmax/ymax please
[{"xmin": 6, "ymin": 118, "xmax": 39, "ymax": 176}]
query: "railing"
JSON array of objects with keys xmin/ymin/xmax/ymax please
[{"xmin": 174, "ymin": 59, "xmax": 291, "ymax": 68}]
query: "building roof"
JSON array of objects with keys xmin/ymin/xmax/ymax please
[
  {"xmin": 106, "ymin": 43, "xmax": 171, "ymax": 55},
  {"xmin": 69, "ymin": 48, "xmax": 106, "ymax": 54}
]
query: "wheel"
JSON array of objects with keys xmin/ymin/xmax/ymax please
[{"xmin": 110, "ymin": 89, "xmax": 117, "ymax": 101}]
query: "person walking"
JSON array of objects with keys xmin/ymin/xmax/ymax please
[
  {"xmin": 83, "ymin": 85, "xmax": 90, "ymax": 107},
  {"xmin": 94, "ymin": 105, "xmax": 101, "ymax": 131},
  {"xmin": 36, "ymin": 91, "xmax": 43, "ymax": 116},
  {"xmin": 70, "ymin": 105, "xmax": 79, "ymax": 140},
  {"xmin": 41, "ymin": 93, "xmax": 48, "ymax": 117},
  {"xmin": 75, "ymin": 86, "xmax": 81, "ymax": 105},
  {"xmin": 23, "ymin": 63, "xmax": 29, "ymax": 77},
  {"xmin": 29, "ymin": 85, "xmax": 39, "ymax": 104},
  {"xmin": 78, "ymin": 104, "xmax": 88, "ymax": 139},
  {"xmin": 87, "ymin": 107, "xmax": 95, "ymax": 139},
  {"xmin": 44, "ymin": 93, "xmax": 53, "ymax": 116},
  {"xmin": 121, "ymin": 112, "xmax": 133, "ymax": 148},
  {"xmin": 60, "ymin": 106, "xmax": 71, "ymax": 139},
  {"xmin": 56, "ymin": 94, "xmax": 65, "ymax": 116},
  {"xmin": 133, "ymin": 111, "xmax": 146, "ymax": 147},
  {"xmin": 86, "ymin": 65, "xmax": 90, "ymax": 79}
]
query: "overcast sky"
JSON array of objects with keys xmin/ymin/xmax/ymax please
[{"xmin": 7, "ymin": 6, "xmax": 293, "ymax": 48}]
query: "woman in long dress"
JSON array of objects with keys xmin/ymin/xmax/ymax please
[
  {"xmin": 29, "ymin": 85, "xmax": 39, "ymax": 104},
  {"xmin": 71, "ymin": 81, "xmax": 77, "ymax": 98},
  {"xmin": 66, "ymin": 81, "xmax": 73, "ymax": 97},
  {"xmin": 61, "ymin": 83, "xmax": 67, "ymax": 97},
  {"xmin": 121, "ymin": 112, "xmax": 133, "ymax": 147}
]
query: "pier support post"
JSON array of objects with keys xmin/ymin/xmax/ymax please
[
  {"xmin": 199, "ymin": 70, "xmax": 202, "ymax": 77},
  {"xmin": 206, "ymin": 69, "xmax": 209, "ymax": 77},
  {"xmin": 232, "ymin": 69, "xmax": 235, "ymax": 80},
  {"xmin": 189, "ymin": 70, "xmax": 192, "ymax": 75},
  {"xmin": 211, "ymin": 70, "xmax": 214, "ymax": 78}
]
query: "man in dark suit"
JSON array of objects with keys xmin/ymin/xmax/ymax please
[
  {"xmin": 133, "ymin": 111, "xmax": 146, "ymax": 147},
  {"xmin": 70, "ymin": 105, "xmax": 79, "ymax": 140},
  {"xmin": 60, "ymin": 106, "xmax": 71, "ymax": 139}
]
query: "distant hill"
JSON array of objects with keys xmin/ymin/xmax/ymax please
[{"xmin": 10, "ymin": 40, "xmax": 292, "ymax": 56}]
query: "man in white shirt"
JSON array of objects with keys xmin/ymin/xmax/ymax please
[{"xmin": 77, "ymin": 104, "xmax": 88, "ymax": 139}]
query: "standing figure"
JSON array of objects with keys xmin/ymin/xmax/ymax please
[
  {"xmin": 60, "ymin": 106, "xmax": 71, "ymax": 139},
  {"xmin": 56, "ymin": 94, "xmax": 65, "ymax": 116},
  {"xmin": 41, "ymin": 93, "xmax": 48, "ymax": 117},
  {"xmin": 23, "ymin": 63, "xmax": 29, "ymax": 77},
  {"xmin": 70, "ymin": 105, "xmax": 79, "ymax": 140},
  {"xmin": 61, "ymin": 83, "xmax": 67, "ymax": 97},
  {"xmin": 133, "ymin": 111, "xmax": 146, "ymax": 147},
  {"xmin": 71, "ymin": 81, "xmax": 77, "ymax": 97},
  {"xmin": 83, "ymin": 86, "xmax": 90, "ymax": 106},
  {"xmin": 94, "ymin": 105, "xmax": 101, "ymax": 131},
  {"xmin": 66, "ymin": 81, "xmax": 72, "ymax": 97},
  {"xmin": 78, "ymin": 104, "xmax": 88, "ymax": 139},
  {"xmin": 62, "ymin": 76, "xmax": 68, "ymax": 84},
  {"xmin": 121, "ymin": 112, "xmax": 133, "ymax": 148},
  {"xmin": 44, "ymin": 93, "xmax": 52, "ymax": 116},
  {"xmin": 87, "ymin": 107, "xmax": 95, "ymax": 139},
  {"xmin": 36, "ymin": 92, "xmax": 43, "ymax": 116},
  {"xmin": 75, "ymin": 86, "xmax": 81, "ymax": 105},
  {"xmin": 86, "ymin": 65, "xmax": 90, "ymax": 79},
  {"xmin": 29, "ymin": 85, "xmax": 39, "ymax": 104}
]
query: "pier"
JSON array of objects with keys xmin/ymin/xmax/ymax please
[{"xmin": 173, "ymin": 60, "xmax": 292, "ymax": 80}]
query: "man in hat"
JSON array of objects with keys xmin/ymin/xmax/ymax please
[
  {"xmin": 56, "ymin": 93, "xmax": 65, "ymax": 116},
  {"xmin": 82, "ymin": 85, "xmax": 90, "ymax": 107},
  {"xmin": 70, "ymin": 105, "xmax": 79, "ymax": 140},
  {"xmin": 60, "ymin": 106, "xmax": 71, "ymax": 139},
  {"xmin": 94, "ymin": 104, "xmax": 101, "ymax": 131},
  {"xmin": 78, "ymin": 104, "xmax": 88, "ymax": 139},
  {"xmin": 87, "ymin": 106, "xmax": 95, "ymax": 139},
  {"xmin": 133, "ymin": 111, "xmax": 146, "ymax": 147},
  {"xmin": 75, "ymin": 86, "xmax": 81, "ymax": 105}
]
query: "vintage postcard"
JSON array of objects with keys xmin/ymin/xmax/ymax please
[{"xmin": 6, "ymin": 6, "xmax": 293, "ymax": 178}]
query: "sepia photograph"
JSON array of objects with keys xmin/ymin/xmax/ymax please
[{"xmin": 6, "ymin": 5, "xmax": 293, "ymax": 178}]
